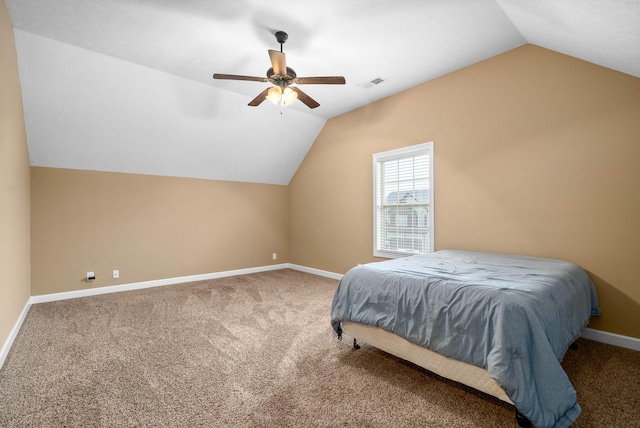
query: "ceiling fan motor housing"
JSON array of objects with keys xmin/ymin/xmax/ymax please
[{"xmin": 267, "ymin": 67, "xmax": 297, "ymax": 86}]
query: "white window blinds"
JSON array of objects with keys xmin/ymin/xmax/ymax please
[{"xmin": 373, "ymin": 142, "xmax": 434, "ymax": 258}]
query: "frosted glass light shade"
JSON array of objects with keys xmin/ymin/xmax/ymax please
[
  {"xmin": 266, "ymin": 86, "xmax": 282, "ymax": 104},
  {"xmin": 265, "ymin": 86, "xmax": 298, "ymax": 106},
  {"xmin": 282, "ymin": 87, "xmax": 298, "ymax": 105}
]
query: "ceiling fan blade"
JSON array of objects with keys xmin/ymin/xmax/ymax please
[
  {"xmin": 213, "ymin": 74, "xmax": 267, "ymax": 82},
  {"xmin": 248, "ymin": 88, "xmax": 270, "ymax": 107},
  {"xmin": 291, "ymin": 87, "xmax": 320, "ymax": 109},
  {"xmin": 268, "ymin": 50, "xmax": 287, "ymax": 76},
  {"xmin": 294, "ymin": 76, "xmax": 346, "ymax": 85}
]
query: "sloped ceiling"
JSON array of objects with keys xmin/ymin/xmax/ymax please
[{"xmin": 6, "ymin": 0, "xmax": 640, "ymax": 185}]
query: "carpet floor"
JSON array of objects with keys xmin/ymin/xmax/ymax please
[{"xmin": 1, "ymin": 269, "xmax": 639, "ymax": 427}]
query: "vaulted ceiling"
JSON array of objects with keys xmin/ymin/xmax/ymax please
[{"xmin": 6, "ymin": 0, "xmax": 639, "ymax": 185}]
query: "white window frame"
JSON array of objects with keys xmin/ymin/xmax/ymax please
[{"xmin": 373, "ymin": 142, "xmax": 434, "ymax": 258}]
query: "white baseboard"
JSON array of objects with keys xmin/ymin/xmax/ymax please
[
  {"xmin": 0, "ymin": 299, "xmax": 32, "ymax": 369},
  {"xmin": 288, "ymin": 264, "xmax": 344, "ymax": 280},
  {"xmin": 29, "ymin": 263, "xmax": 289, "ymax": 304},
  {"xmin": 581, "ymin": 327, "xmax": 640, "ymax": 352}
]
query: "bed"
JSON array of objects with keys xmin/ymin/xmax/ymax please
[{"xmin": 331, "ymin": 250, "xmax": 601, "ymax": 428}]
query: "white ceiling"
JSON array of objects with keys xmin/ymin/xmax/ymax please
[{"xmin": 6, "ymin": 0, "xmax": 640, "ymax": 185}]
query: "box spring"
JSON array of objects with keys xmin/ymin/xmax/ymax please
[{"xmin": 342, "ymin": 321, "xmax": 513, "ymax": 405}]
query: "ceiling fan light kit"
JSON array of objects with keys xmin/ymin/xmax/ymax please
[
  {"xmin": 213, "ymin": 31, "xmax": 345, "ymax": 112},
  {"xmin": 267, "ymin": 86, "xmax": 298, "ymax": 106}
]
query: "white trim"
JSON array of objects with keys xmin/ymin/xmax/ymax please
[
  {"xmin": 373, "ymin": 141, "xmax": 435, "ymax": 258},
  {"xmin": 29, "ymin": 264, "xmax": 290, "ymax": 304},
  {"xmin": 0, "ymin": 299, "xmax": 32, "ymax": 369},
  {"xmin": 581, "ymin": 327, "xmax": 640, "ymax": 352},
  {"xmin": 288, "ymin": 264, "xmax": 344, "ymax": 280}
]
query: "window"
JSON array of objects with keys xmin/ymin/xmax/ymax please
[{"xmin": 373, "ymin": 142, "xmax": 434, "ymax": 258}]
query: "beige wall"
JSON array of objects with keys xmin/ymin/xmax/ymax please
[
  {"xmin": 289, "ymin": 45, "xmax": 640, "ymax": 338},
  {"xmin": 10, "ymin": 41, "xmax": 640, "ymax": 342},
  {"xmin": 31, "ymin": 168, "xmax": 288, "ymax": 295},
  {"xmin": 0, "ymin": 0, "xmax": 31, "ymax": 348}
]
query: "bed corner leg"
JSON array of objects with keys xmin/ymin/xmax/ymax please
[
  {"xmin": 515, "ymin": 409, "xmax": 532, "ymax": 427},
  {"xmin": 353, "ymin": 338, "xmax": 361, "ymax": 350},
  {"xmin": 569, "ymin": 342, "xmax": 578, "ymax": 350}
]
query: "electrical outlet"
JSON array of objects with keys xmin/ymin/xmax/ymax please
[
  {"xmin": 87, "ymin": 272, "xmax": 95, "ymax": 281},
  {"xmin": 272, "ymin": 253, "xmax": 277, "ymax": 260},
  {"xmin": 112, "ymin": 269, "xmax": 119, "ymax": 279}
]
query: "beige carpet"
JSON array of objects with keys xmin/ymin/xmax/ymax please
[{"xmin": 1, "ymin": 269, "xmax": 638, "ymax": 427}]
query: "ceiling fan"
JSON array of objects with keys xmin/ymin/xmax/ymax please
[{"xmin": 213, "ymin": 31, "xmax": 345, "ymax": 110}]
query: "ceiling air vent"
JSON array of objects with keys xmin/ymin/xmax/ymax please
[{"xmin": 359, "ymin": 77, "xmax": 387, "ymax": 89}]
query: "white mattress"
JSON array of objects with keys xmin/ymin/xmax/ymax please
[{"xmin": 342, "ymin": 321, "xmax": 513, "ymax": 405}]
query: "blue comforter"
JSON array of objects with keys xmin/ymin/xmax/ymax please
[{"xmin": 331, "ymin": 250, "xmax": 600, "ymax": 428}]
